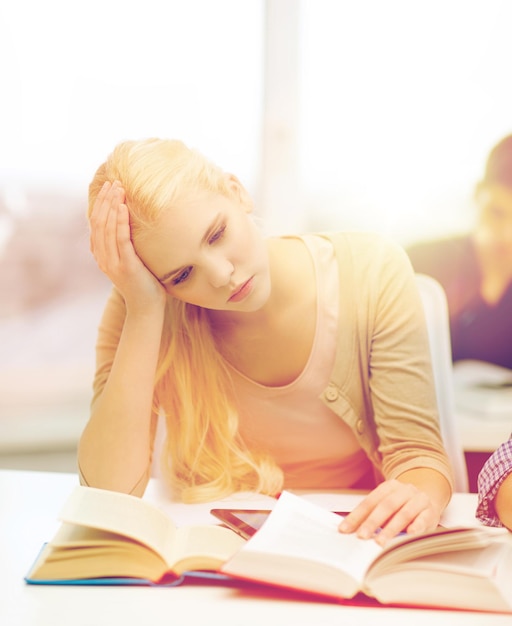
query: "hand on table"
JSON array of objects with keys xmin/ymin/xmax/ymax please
[{"xmin": 338, "ymin": 479, "xmax": 443, "ymax": 546}]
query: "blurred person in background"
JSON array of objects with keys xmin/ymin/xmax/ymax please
[{"xmin": 407, "ymin": 134, "xmax": 512, "ymax": 370}]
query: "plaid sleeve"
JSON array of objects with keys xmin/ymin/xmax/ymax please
[{"xmin": 476, "ymin": 436, "xmax": 512, "ymax": 527}]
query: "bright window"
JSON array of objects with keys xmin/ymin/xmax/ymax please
[
  {"xmin": 297, "ymin": 0, "xmax": 512, "ymax": 242},
  {"xmin": 0, "ymin": 0, "xmax": 264, "ymax": 191}
]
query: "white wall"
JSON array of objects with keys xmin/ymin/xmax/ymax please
[
  {"xmin": 1, "ymin": 0, "xmax": 512, "ymax": 469},
  {"xmin": 2, "ymin": 1, "xmax": 512, "ymax": 243},
  {"xmin": 260, "ymin": 0, "xmax": 512, "ymax": 243},
  {"xmin": 0, "ymin": 0, "xmax": 264, "ymax": 191}
]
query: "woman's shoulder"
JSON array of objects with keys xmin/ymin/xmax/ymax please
[
  {"xmin": 315, "ymin": 230, "xmax": 410, "ymax": 270},
  {"xmin": 316, "ymin": 229, "xmax": 396, "ymax": 246},
  {"xmin": 315, "ymin": 229, "xmax": 398, "ymax": 248}
]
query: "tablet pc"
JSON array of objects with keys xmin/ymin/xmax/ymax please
[{"xmin": 210, "ymin": 508, "xmax": 349, "ymax": 540}]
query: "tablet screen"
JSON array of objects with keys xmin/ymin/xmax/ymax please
[{"xmin": 210, "ymin": 508, "xmax": 349, "ymax": 540}]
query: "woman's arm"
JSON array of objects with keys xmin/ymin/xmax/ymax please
[
  {"xmin": 476, "ymin": 437, "xmax": 512, "ymax": 529},
  {"xmin": 78, "ymin": 182, "xmax": 167, "ymax": 495},
  {"xmin": 495, "ymin": 472, "xmax": 512, "ymax": 530},
  {"xmin": 78, "ymin": 304, "xmax": 165, "ymax": 494},
  {"xmin": 338, "ymin": 236, "xmax": 453, "ymax": 544}
]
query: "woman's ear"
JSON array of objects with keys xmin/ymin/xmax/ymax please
[{"xmin": 225, "ymin": 174, "xmax": 254, "ymax": 213}]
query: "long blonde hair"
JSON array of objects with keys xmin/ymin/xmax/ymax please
[{"xmin": 88, "ymin": 138, "xmax": 283, "ymax": 501}]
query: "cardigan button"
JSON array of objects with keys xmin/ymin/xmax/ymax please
[
  {"xmin": 356, "ymin": 419, "xmax": 365, "ymax": 434},
  {"xmin": 325, "ymin": 386, "xmax": 338, "ymax": 402}
]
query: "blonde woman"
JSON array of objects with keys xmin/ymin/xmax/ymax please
[
  {"xmin": 78, "ymin": 138, "xmax": 453, "ymax": 545},
  {"xmin": 407, "ymin": 134, "xmax": 512, "ymax": 370}
]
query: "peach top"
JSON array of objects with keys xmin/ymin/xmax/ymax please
[{"xmin": 233, "ymin": 235, "xmax": 375, "ymax": 489}]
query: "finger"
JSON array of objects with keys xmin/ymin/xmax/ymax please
[
  {"xmin": 89, "ymin": 181, "xmax": 109, "ymax": 254},
  {"xmin": 89, "ymin": 180, "xmax": 119, "ymax": 228},
  {"xmin": 341, "ymin": 482, "xmax": 423, "ymax": 540},
  {"xmin": 406, "ymin": 503, "xmax": 439, "ymax": 534},
  {"xmin": 405, "ymin": 509, "xmax": 432, "ymax": 535},
  {"xmin": 91, "ymin": 180, "xmax": 112, "ymax": 217},
  {"xmin": 103, "ymin": 191, "xmax": 123, "ymax": 267},
  {"xmin": 373, "ymin": 508, "xmax": 415, "ymax": 546},
  {"xmin": 89, "ymin": 181, "xmax": 117, "ymax": 256},
  {"xmin": 375, "ymin": 493, "xmax": 433, "ymax": 546},
  {"xmin": 115, "ymin": 202, "xmax": 134, "ymax": 264},
  {"xmin": 90, "ymin": 182, "xmax": 125, "ymax": 274},
  {"xmin": 338, "ymin": 481, "xmax": 401, "ymax": 534}
]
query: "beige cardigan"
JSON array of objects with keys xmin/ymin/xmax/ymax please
[
  {"xmin": 82, "ymin": 231, "xmax": 454, "ymax": 494},
  {"xmin": 318, "ymin": 231, "xmax": 453, "ymax": 489}
]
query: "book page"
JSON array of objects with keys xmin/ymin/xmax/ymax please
[
  {"xmin": 170, "ymin": 525, "xmax": 247, "ymax": 573},
  {"xmin": 224, "ymin": 491, "xmax": 382, "ymax": 586},
  {"xmin": 59, "ymin": 486, "xmax": 178, "ymax": 562},
  {"xmin": 367, "ymin": 526, "xmax": 496, "ymax": 575},
  {"xmin": 365, "ymin": 543, "xmax": 512, "ymax": 612}
]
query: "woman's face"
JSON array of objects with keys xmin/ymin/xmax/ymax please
[
  {"xmin": 134, "ymin": 184, "xmax": 272, "ymax": 312},
  {"xmin": 474, "ymin": 183, "xmax": 512, "ymax": 264}
]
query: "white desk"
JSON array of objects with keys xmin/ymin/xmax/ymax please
[
  {"xmin": 1, "ymin": 470, "xmax": 511, "ymax": 626},
  {"xmin": 459, "ymin": 411, "xmax": 511, "ymax": 453},
  {"xmin": 453, "ymin": 362, "xmax": 512, "ymax": 454},
  {"xmin": 457, "ymin": 410, "xmax": 511, "ymax": 492}
]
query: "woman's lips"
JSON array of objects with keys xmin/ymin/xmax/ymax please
[{"xmin": 229, "ymin": 277, "xmax": 254, "ymax": 302}]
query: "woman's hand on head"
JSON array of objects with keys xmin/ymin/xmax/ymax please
[
  {"xmin": 338, "ymin": 478, "xmax": 444, "ymax": 546},
  {"xmin": 89, "ymin": 181, "xmax": 167, "ymax": 313}
]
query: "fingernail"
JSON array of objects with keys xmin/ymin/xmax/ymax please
[{"xmin": 358, "ymin": 527, "xmax": 371, "ymax": 539}]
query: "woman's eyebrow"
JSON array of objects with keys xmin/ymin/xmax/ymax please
[{"xmin": 157, "ymin": 214, "xmax": 220, "ymax": 283}]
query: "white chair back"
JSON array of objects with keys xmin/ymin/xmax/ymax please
[{"xmin": 415, "ymin": 273, "xmax": 469, "ymax": 492}]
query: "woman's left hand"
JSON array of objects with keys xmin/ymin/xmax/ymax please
[{"xmin": 338, "ymin": 478, "xmax": 445, "ymax": 546}]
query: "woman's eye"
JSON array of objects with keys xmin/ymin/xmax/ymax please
[
  {"xmin": 172, "ymin": 267, "xmax": 192, "ymax": 285},
  {"xmin": 209, "ymin": 225, "xmax": 226, "ymax": 244}
]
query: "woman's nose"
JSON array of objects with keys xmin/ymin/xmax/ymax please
[{"xmin": 207, "ymin": 256, "xmax": 234, "ymax": 288}]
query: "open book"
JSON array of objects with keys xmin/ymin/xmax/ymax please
[
  {"xmin": 221, "ymin": 492, "xmax": 512, "ymax": 613},
  {"xmin": 25, "ymin": 485, "xmax": 246, "ymax": 585}
]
